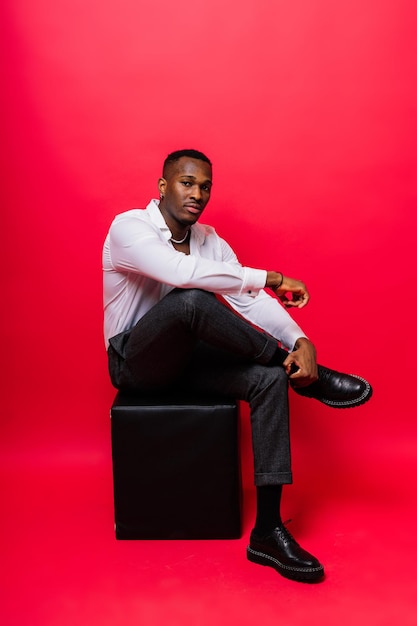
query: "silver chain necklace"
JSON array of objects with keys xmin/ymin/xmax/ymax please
[{"xmin": 170, "ymin": 230, "xmax": 190, "ymax": 244}]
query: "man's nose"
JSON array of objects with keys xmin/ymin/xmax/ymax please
[{"xmin": 191, "ymin": 185, "xmax": 201, "ymax": 200}]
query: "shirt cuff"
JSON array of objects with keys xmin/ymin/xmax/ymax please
[
  {"xmin": 241, "ymin": 268, "xmax": 267, "ymax": 297},
  {"xmin": 281, "ymin": 328, "xmax": 309, "ymax": 352}
]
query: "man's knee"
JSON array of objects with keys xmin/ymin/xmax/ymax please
[
  {"xmin": 164, "ymin": 288, "xmax": 217, "ymax": 317},
  {"xmin": 169, "ymin": 288, "xmax": 215, "ymax": 306},
  {"xmin": 243, "ymin": 363, "xmax": 288, "ymax": 401},
  {"xmin": 264, "ymin": 364, "xmax": 288, "ymax": 389}
]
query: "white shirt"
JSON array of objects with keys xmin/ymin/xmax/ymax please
[{"xmin": 103, "ymin": 199, "xmax": 306, "ymax": 350}]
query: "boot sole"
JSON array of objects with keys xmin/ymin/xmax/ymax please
[{"xmin": 247, "ymin": 546, "xmax": 325, "ymax": 583}]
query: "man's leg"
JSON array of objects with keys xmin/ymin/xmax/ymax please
[
  {"xmin": 182, "ymin": 344, "xmax": 324, "ymax": 583},
  {"xmin": 108, "ymin": 288, "xmax": 279, "ymax": 390},
  {"xmin": 108, "ymin": 288, "xmax": 372, "ymax": 409},
  {"xmin": 182, "ymin": 345, "xmax": 292, "ymax": 485}
]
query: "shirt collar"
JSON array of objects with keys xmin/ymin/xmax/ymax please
[{"xmin": 146, "ymin": 199, "xmax": 206, "ymax": 245}]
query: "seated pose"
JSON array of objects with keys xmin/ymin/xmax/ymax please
[{"xmin": 103, "ymin": 148, "xmax": 372, "ymax": 583}]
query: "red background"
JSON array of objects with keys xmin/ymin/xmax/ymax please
[{"xmin": 1, "ymin": 1, "xmax": 417, "ymax": 625}]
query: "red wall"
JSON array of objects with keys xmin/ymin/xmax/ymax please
[{"xmin": 2, "ymin": 1, "xmax": 416, "ymax": 455}]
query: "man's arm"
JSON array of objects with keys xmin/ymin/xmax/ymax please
[
  {"xmin": 107, "ymin": 214, "xmax": 267, "ymax": 297},
  {"xmin": 224, "ymin": 270, "xmax": 318, "ymax": 386},
  {"xmin": 265, "ymin": 271, "xmax": 318, "ymax": 386}
]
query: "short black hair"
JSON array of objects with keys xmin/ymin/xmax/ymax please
[{"xmin": 163, "ymin": 149, "xmax": 212, "ymax": 176}]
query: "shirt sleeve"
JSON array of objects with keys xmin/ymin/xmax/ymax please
[
  {"xmin": 223, "ymin": 289, "xmax": 307, "ymax": 352},
  {"xmin": 107, "ymin": 213, "xmax": 267, "ymax": 297},
  {"xmin": 217, "ymin": 235, "xmax": 306, "ymax": 350}
]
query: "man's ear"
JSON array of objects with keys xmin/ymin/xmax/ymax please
[{"xmin": 158, "ymin": 177, "xmax": 166, "ymax": 197}]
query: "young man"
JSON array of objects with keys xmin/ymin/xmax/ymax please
[{"xmin": 103, "ymin": 148, "xmax": 372, "ymax": 583}]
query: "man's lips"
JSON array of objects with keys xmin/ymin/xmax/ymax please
[{"xmin": 184, "ymin": 204, "xmax": 202, "ymax": 214}]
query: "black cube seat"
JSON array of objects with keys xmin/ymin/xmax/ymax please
[{"xmin": 111, "ymin": 391, "xmax": 242, "ymax": 539}]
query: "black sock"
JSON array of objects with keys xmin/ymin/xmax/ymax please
[{"xmin": 254, "ymin": 485, "xmax": 283, "ymax": 535}]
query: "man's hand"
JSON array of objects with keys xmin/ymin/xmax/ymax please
[
  {"xmin": 266, "ymin": 272, "xmax": 310, "ymax": 309},
  {"xmin": 283, "ymin": 337, "xmax": 318, "ymax": 387}
]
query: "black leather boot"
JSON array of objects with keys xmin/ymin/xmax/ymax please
[
  {"xmin": 291, "ymin": 365, "xmax": 372, "ymax": 408},
  {"xmin": 247, "ymin": 524, "xmax": 325, "ymax": 583}
]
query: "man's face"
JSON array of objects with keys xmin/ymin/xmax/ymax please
[{"xmin": 158, "ymin": 157, "xmax": 212, "ymax": 229}]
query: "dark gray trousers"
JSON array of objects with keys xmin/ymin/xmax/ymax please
[{"xmin": 108, "ymin": 288, "xmax": 292, "ymax": 486}]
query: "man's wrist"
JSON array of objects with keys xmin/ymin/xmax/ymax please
[
  {"xmin": 294, "ymin": 336, "xmax": 311, "ymax": 350},
  {"xmin": 266, "ymin": 271, "xmax": 284, "ymax": 289}
]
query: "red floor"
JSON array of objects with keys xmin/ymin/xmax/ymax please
[{"xmin": 2, "ymin": 385, "xmax": 417, "ymax": 626}]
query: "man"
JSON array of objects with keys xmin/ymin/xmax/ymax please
[{"xmin": 103, "ymin": 148, "xmax": 372, "ymax": 583}]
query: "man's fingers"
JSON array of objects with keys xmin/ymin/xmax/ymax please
[{"xmin": 279, "ymin": 289, "xmax": 309, "ymax": 308}]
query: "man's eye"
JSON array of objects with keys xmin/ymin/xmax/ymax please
[
  {"xmin": 181, "ymin": 181, "xmax": 191, "ymax": 186},
  {"xmin": 202, "ymin": 185, "xmax": 211, "ymax": 192}
]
